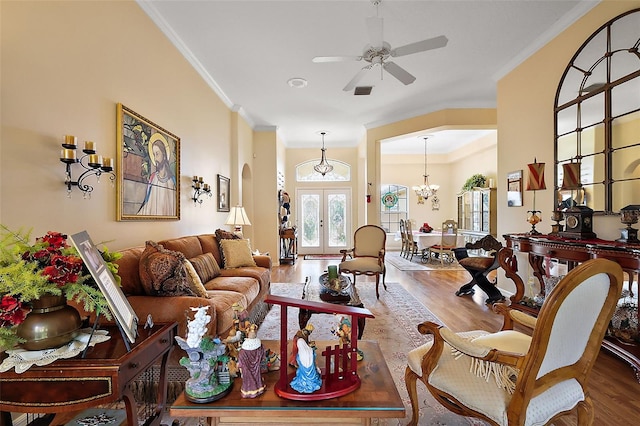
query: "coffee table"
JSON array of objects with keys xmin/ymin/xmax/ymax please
[
  {"xmin": 169, "ymin": 340, "xmax": 405, "ymax": 425},
  {"xmin": 299, "ymin": 275, "xmax": 366, "ymax": 339}
]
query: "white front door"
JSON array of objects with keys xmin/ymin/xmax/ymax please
[{"xmin": 296, "ymin": 189, "xmax": 350, "ymax": 255}]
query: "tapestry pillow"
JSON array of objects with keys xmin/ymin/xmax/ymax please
[
  {"xmin": 183, "ymin": 259, "xmax": 210, "ymax": 298},
  {"xmin": 220, "ymin": 239, "xmax": 257, "ymax": 269},
  {"xmin": 189, "ymin": 252, "xmax": 221, "ymax": 283},
  {"xmin": 138, "ymin": 241, "xmax": 196, "ymax": 297},
  {"xmin": 215, "ymin": 228, "xmax": 241, "ymax": 243}
]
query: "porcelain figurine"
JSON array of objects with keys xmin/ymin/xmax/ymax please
[
  {"xmin": 238, "ymin": 324, "xmax": 266, "ymax": 398},
  {"xmin": 289, "ymin": 337, "xmax": 322, "ymax": 393}
]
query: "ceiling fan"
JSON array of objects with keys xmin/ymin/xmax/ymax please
[{"xmin": 312, "ymin": 0, "xmax": 448, "ymax": 91}]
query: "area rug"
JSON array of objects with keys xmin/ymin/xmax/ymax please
[
  {"xmin": 303, "ymin": 254, "xmax": 344, "ymax": 260},
  {"xmin": 386, "ymin": 250, "xmax": 465, "ymax": 272},
  {"xmin": 259, "ymin": 282, "xmax": 481, "ymax": 426}
]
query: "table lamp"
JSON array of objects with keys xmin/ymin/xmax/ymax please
[
  {"xmin": 526, "ymin": 159, "xmax": 546, "ymax": 235},
  {"xmin": 225, "ymin": 206, "xmax": 251, "ymax": 235}
]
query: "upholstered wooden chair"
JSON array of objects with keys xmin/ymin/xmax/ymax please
[
  {"xmin": 405, "ymin": 258, "xmax": 623, "ymax": 426},
  {"xmin": 425, "ymin": 219, "xmax": 458, "ymax": 265},
  {"xmin": 339, "ymin": 225, "xmax": 387, "ymax": 299},
  {"xmin": 453, "ymin": 234, "xmax": 505, "ymax": 304},
  {"xmin": 399, "ymin": 218, "xmax": 408, "ymax": 258},
  {"xmin": 404, "ymin": 220, "xmax": 420, "ymax": 260}
]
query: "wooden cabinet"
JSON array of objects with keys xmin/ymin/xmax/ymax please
[{"xmin": 457, "ymin": 188, "xmax": 496, "ymax": 240}]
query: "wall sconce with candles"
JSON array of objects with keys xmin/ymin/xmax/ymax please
[
  {"xmin": 60, "ymin": 135, "xmax": 115, "ymax": 198},
  {"xmin": 192, "ymin": 175, "xmax": 212, "ymax": 205}
]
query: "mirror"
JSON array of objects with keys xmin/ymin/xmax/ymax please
[{"xmin": 554, "ymin": 8, "xmax": 640, "ymax": 214}]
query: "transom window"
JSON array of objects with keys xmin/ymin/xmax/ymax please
[{"xmin": 296, "ymin": 160, "xmax": 351, "ymax": 181}]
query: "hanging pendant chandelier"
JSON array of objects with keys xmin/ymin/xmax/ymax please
[
  {"xmin": 412, "ymin": 136, "xmax": 439, "ymax": 204},
  {"xmin": 313, "ymin": 131, "xmax": 333, "ymax": 176}
]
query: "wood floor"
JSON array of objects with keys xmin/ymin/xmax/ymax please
[{"xmin": 273, "ymin": 256, "xmax": 640, "ymax": 425}]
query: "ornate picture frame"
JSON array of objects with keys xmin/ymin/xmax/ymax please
[
  {"xmin": 217, "ymin": 174, "xmax": 230, "ymax": 212},
  {"xmin": 116, "ymin": 103, "xmax": 180, "ymax": 221},
  {"xmin": 507, "ymin": 170, "xmax": 523, "ymax": 207}
]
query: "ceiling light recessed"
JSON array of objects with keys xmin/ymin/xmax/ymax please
[{"xmin": 287, "ymin": 77, "xmax": 308, "ymax": 88}]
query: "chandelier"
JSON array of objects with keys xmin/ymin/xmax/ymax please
[
  {"xmin": 313, "ymin": 131, "xmax": 333, "ymax": 176},
  {"xmin": 412, "ymin": 136, "xmax": 439, "ymax": 204}
]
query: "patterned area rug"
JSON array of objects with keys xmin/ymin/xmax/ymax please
[
  {"xmin": 386, "ymin": 251, "xmax": 465, "ymax": 271},
  {"xmin": 260, "ymin": 282, "xmax": 482, "ymax": 426}
]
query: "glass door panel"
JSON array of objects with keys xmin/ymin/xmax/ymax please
[{"xmin": 297, "ymin": 189, "xmax": 350, "ymax": 254}]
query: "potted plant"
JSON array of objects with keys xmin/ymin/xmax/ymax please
[
  {"xmin": 461, "ymin": 174, "xmax": 487, "ymax": 192},
  {"xmin": 0, "ymin": 226, "xmax": 120, "ymax": 351}
]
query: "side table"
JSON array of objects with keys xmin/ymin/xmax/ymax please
[{"xmin": 0, "ymin": 322, "xmax": 177, "ymax": 426}]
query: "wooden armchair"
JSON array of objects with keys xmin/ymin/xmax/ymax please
[
  {"xmin": 339, "ymin": 225, "xmax": 387, "ymax": 299},
  {"xmin": 405, "ymin": 258, "xmax": 623, "ymax": 426},
  {"xmin": 453, "ymin": 234, "xmax": 505, "ymax": 304},
  {"xmin": 399, "ymin": 218, "xmax": 408, "ymax": 258}
]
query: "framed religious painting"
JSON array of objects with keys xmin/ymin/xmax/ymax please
[
  {"xmin": 116, "ymin": 103, "xmax": 180, "ymax": 220},
  {"xmin": 507, "ymin": 170, "xmax": 523, "ymax": 207},
  {"xmin": 217, "ymin": 174, "xmax": 230, "ymax": 212}
]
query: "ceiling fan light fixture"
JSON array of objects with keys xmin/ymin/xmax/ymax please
[{"xmin": 313, "ymin": 132, "xmax": 333, "ymax": 176}]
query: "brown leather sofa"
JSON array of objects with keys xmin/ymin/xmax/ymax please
[{"xmin": 78, "ymin": 234, "xmax": 271, "ymax": 339}]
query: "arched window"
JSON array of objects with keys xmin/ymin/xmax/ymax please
[
  {"xmin": 380, "ymin": 184, "xmax": 408, "ymax": 233},
  {"xmin": 296, "ymin": 160, "xmax": 351, "ymax": 181}
]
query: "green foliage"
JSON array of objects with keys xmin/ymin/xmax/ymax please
[{"xmin": 462, "ymin": 174, "xmax": 487, "ymax": 191}]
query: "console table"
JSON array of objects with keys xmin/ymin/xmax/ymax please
[
  {"xmin": 499, "ymin": 233, "xmax": 640, "ymax": 381},
  {"xmin": 0, "ymin": 322, "xmax": 177, "ymax": 426}
]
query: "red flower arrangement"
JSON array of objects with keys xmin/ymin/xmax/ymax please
[{"xmin": 1, "ymin": 227, "xmax": 121, "ymax": 350}]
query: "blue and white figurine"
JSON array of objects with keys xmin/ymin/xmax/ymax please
[{"xmin": 290, "ymin": 336, "xmax": 322, "ymax": 393}]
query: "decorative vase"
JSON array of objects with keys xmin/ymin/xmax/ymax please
[{"xmin": 16, "ymin": 294, "xmax": 82, "ymax": 351}]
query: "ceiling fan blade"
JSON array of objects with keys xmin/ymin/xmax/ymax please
[
  {"xmin": 313, "ymin": 55, "xmax": 363, "ymax": 63},
  {"xmin": 366, "ymin": 16, "xmax": 383, "ymax": 48},
  {"xmin": 343, "ymin": 66, "xmax": 372, "ymax": 92},
  {"xmin": 390, "ymin": 35, "xmax": 448, "ymax": 57},
  {"xmin": 383, "ymin": 61, "xmax": 416, "ymax": 85}
]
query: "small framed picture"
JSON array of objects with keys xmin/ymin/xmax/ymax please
[
  {"xmin": 70, "ymin": 231, "xmax": 138, "ymax": 344},
  {"xmin": 507, "ymin": 170, "xmax": 523, "ymax": 207},
  {"xmin": 217, "ymin": 174, "xmax": 230, "ymax": 212}
]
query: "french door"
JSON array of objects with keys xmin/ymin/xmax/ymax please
[{"xmin": 296, "ymin": 189, "xmax": 351, "ymax": 255}]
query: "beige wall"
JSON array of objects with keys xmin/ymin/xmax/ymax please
[
  {"xmin": 496, "ymin": 0, "xmax": 640, "ymax": 293},
  {"xmin": 252, "ymin": 130, "xmax": 279, "ymax": 258},
  {"xmin": 0, "ymin": 1, "xmax": 247, "ymax": 250}
]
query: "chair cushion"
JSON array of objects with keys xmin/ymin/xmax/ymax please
[
  {"xmin": 339, "ymin": 257, "xmax": 383, "ymax": 273},
  {"xmin": 220, "ymin": 239, "xmax": 257, "ymax": 269},
  {"xmin": 408, "ymin": 330, "xmax": 581, "ymax": 426},
  {"xmin": 138, "ymin": 241, "xmax": 196, "ymax": 297},
  {"xmin": 459, "ymin": 256, "xmax": 494, "ymax": 270}
]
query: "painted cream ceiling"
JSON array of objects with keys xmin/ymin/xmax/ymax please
[{"xmin": 139, "ymin": 0, "xmax": 598, "ymax": 153}]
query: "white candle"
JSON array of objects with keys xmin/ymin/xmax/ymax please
[
  {"xmin": 84, "ymin": 141, "xmax": 95, "ymax": 151},
  {"xmin": 64, "ymin": 135, "xmax": 77, "ymax": 146},
  {"xmin": 103, "ymin": 157, "xmax": 113, "ymax": 168},
  {"xmin": 61, "ymin": 149, "xmax": 76, "ymax": 160},
  {"xmin": 88, "ymin": 154, "xmax": 102, "ymax": 165}
]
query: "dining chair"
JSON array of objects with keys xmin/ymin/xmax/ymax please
[
  {"xmin": 399, "ymin": 219, "xmax": 408, "ymax": 258},
  {"xmin": 339, "ymin": 225, "xmax": 387, "ymax": 299},
  {"xmin": 405, "ymin": 258, "xmax": 623, "ymax": 426},
  {"xmin": 426, "ymin": 219, "xmax": 458, "ymax": 265},
  {"xmin": 404, "ymin": 220, "xmax": 420, "ymax": 261}
]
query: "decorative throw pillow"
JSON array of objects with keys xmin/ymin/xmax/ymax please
[
  {"xmin": 215, "ymin": 228, "xmax": 241, "ymax": 243},
  {"xmin": 138, "ymin": 241, "xmax": 196, "ymax": 297},
  {"xmin": 183, "ymin": 259, "xmax": 210, "ymax": 298},
  {"xmin": 220, "ymin": 239, "xmax": 257, "ymax": 269},
  {"xmin": 189, "ymin": 252, "xmax": 221, "ymax": 283}
]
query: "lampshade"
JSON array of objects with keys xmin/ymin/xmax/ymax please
[
  {"xmin": 561, "ymin": 162, "xmax": 581, "ymax": 190},
  {"xmin": 526, "ymin": 159, "xmax": 546, "ymax": 191},
  {"xmin": 225, "ymin": 206, "xmax": 251, "ymax": 227}
]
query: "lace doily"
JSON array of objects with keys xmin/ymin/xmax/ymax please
[{"xmin": 0, "ymin": 328, "xmax": 111, "ymax": 374}]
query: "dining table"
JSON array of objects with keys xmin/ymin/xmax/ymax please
[{"xmin": 394, "ymin": 230, "xmax": 466, "ymax": 251}]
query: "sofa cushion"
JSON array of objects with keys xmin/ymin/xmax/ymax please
[
  {"xmin": 205, "ymin": 276, "xmax": 261, "ymax": 307},
  {"xmin": 158, "ymin": 236, "xmax": 204, "ymax": 259},
  {"xmin": 139, "ymin": 241, "xmax": 196, "ymax": 297},
  {"xmin": 183, "ymin": 259, "xmax": 210, "ymax": 298},
  {"xmin": 220, "ymin": 239, "xmax": 257, "ymax": 269},
  {"xmin": 215, "ymin": 228, "xmax": 241, "ymax": 242},
  {"xmin": 189, "ymin": 252, "xmax": 221, "ymax": 282}
]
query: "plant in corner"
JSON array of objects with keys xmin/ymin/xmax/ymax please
[
  {"xmin": 0, "ymin": 225, "xmax": 121, "ymax": 351},
  {"xmin": 461, "ymin": 174, "xmax": 487, "ymax": 192}
]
